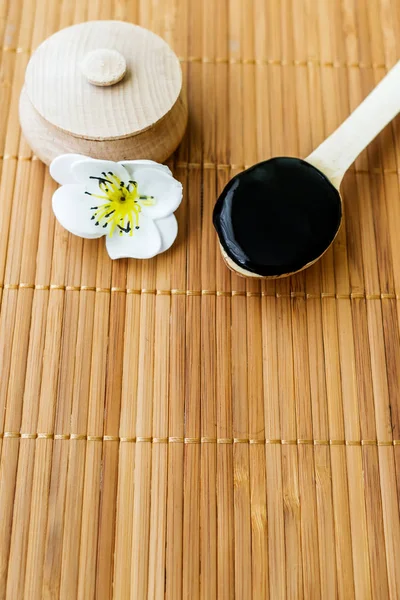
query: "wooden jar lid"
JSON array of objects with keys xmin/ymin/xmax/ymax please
[{"xmin": 24, "ymin": 20, "xmax": 183, "ymax": 142}]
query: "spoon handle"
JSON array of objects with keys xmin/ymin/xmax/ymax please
[{"xmin": 306, "ymin": 60, "xmax": 400, "ymax": 188}]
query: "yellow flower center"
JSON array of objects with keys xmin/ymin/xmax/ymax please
[{"xmin": 85, "ymin": 171, "xmax": 155, "ymax": 236}]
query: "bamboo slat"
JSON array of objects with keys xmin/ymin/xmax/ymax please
[{"xmin": 0, "ymin": 0, "xmax": 400, "ymax": 599}]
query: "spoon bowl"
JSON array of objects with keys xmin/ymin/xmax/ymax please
[
  {"xmin": 213, "ymin": 157, "xmax": 342, "ymax": 278},
  {"xmin": 214, "ymin": 60, "xmax": 400, "ymax": 279}
]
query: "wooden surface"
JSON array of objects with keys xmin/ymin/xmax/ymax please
[
  {"xmin": 1, "ymin": 1, "xmax": 400, "ymax": 599},
  {"xmin": 25, "ymin": 21, "xmax": 183, "ymax": 139},
  {"xmin": 80, "ymin": 48, "xmax": 127, "ymax": 87},
  {"xmin": 19, "ymin": 20, "xmax": 187, "ymax": 165},
  {"xmin": 307, "ymin": 60, "xmax": 400, "ymax": 188},
  {"xmin": 19, "ymin": 85, "xmax": 188, "ymax": 164}
]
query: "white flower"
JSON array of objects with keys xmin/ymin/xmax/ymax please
[{"xmin": 50, "ymin": 154, "xmax": 183, "ymax": 259}]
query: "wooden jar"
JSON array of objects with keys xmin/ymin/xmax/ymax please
[{"xmin": 20, "ymin": 21, "xmax": 188, "ymax": 165}]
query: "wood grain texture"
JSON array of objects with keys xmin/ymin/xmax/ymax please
[
  {"xmin": 19, "ymin": 20, "xmax": 188, "ymax": 164},
  {"xmin": 19, "ymin": 86, "xmax": 188, "ymax": 165},
  {"xmin": 80, "ymin": 48, "xmax": 127, "ymax": 87},
  {"xmin": 1, "ymin": 0, "xmax": 400, "ymax": 599},
  {"xmin": 25, "ymin": 21, "xmax": 182, "ymax": 139}
]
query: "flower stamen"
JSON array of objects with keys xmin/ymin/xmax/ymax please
[{"xmin": 85, "ymin": 171, "xmax": 155, "ymax": 236}]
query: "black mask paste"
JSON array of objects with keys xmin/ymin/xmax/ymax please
[{"xmin": 213, "ymin": 157, "xmax": 342, "ymax": 277}]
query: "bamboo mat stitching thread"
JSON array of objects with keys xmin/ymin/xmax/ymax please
[
  {"xmin": 0, "ymin": 433, "xmax": 399, "ymax": 445},
  {"xmin": 0, "ymin": 284, "xmax": 398, "ymax": 300},
  {"xmin": 0, "ymin": 47, "xmax": 391, "ymax": 69},
  {"xmin": 1, "ymin": 155, "xmax": 400, "ymax": 176}
]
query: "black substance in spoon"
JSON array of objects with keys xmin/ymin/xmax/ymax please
[{"xmin": 213, "ymin": 157, "xmax": 342, "ymax": 277}]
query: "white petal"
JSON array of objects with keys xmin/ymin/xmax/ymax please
[
  {"xmin": 52, "ymin": 184, "xmax": 108, "ymax": 239},
  {"xmin": 155, "ymin": 215, "xmax": 178, "ymax": 252},
  {"xmin": 135, "ymin": 168, "xmax": 183, "ymax": 219},
  {"xmin": 105, "ymin": 214, "xmax": 162, "ymax": 259},
  {"xmin": 71, "ymin": 159, "xmax": 130, "ymax": 195},
  {"xmin": 50, "ymin": 153, "xmax": 88, "ymax": 185},
  {"xmin": 119, "ymin": 160, "xmax": 172, "ymax": 177}
]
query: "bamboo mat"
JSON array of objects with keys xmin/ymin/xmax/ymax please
[{"xmin": 0, "ymin": 0, "xmax": 400, "ymax": 598}]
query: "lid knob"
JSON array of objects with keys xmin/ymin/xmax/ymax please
[{"xmin": 80, "ymin": 48, "xmax": 127, "ymax": 86}]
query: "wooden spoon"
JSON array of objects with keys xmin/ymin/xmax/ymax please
[{"xmin": 213, "ymin": 61, "xmax": 400, "ymax": 279}]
